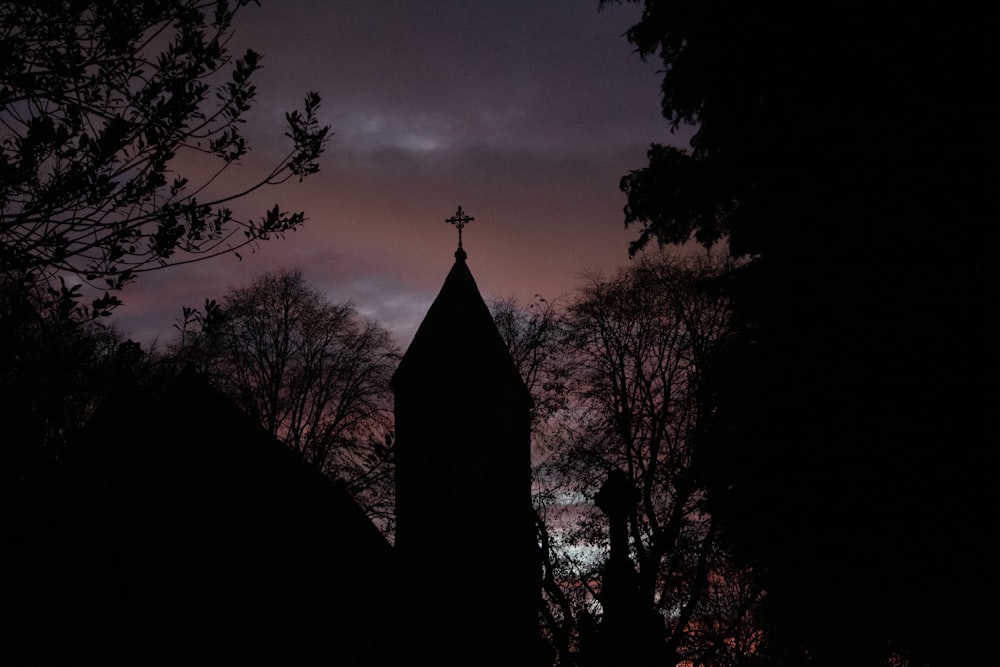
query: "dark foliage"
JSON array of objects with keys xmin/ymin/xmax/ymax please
[
  {"xmin": 0, "ymin": 275, "xmax": 146, "ymax": 488},
  {"xmin": 0, "ymin": 0, "xmax": 329, "ymax": 305},
  {"xmin": 608, "ymin": 2, "xmax": 992, "ymax": 665}
]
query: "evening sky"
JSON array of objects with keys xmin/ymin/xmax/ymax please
[{"xmin": 110, "ymin": 0, "xmax": 679, "ymax": 347}]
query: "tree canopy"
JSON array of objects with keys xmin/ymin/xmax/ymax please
[
  {"xmin": 608, "ymin": 2, "xmax": 991, "ymax": 665},
  {"xmin": 502, "ymin": 251, "xmax": 761, "ymax": 667},
  {"xmin": 173, "ymin": 268, "xmax": 399, "ymax": 534},
  {"xmin": 0, "ymin": 275, "xmax": 144, "ymax": 487},
  {"xmin": 0, "ymin": 0, "xmax": 329, "ymax": 313}
]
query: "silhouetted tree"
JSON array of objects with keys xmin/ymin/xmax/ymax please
[
  {"xmin": 605, "ymin": 2, "xmax": 991, "ymax": 665},
  {"xmin": 0, "ymin": 275, "xmax": 148, "ymax": 488},
  {"xmin": 175, "ymin": 268, "xmax": 399, "ymax": 534},
  {"xmin": 490, "ymin": 295, "xmax": 576, "ymax": 663},
  {"xmin": 506, "ymin": 251, "xmax": 761, "ymax": 666},
  {"xmin": 491, "ymin": 294, "xmax": 572, "ymax": 428},
  {"xmin": 0, "ymin": 0, "xmax": 329, "ymax": 313}
]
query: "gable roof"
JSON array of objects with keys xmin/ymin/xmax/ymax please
[
  {"xmin": 11, "ymin": 367, "xmax": 396, "ymax": 664},
  {"xmin": 390, "ymin": 250, "xmax": 531, "ymax": 404},
  {"xmin": 57, "ymin": 366, "xmax": 391, "ymax": 556}
]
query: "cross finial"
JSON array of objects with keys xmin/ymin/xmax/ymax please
[{"xmin": 445, "ymin": 205, "xmax": 474, "ymax": 257}]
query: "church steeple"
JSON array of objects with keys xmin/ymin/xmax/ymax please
[
  {"xmin": 391, "ymin": 210, "xmax": 539, "ymax": 666},
  {"xmin": 390, "ymin": 244, "xmax": 531, "ymax": 403}
]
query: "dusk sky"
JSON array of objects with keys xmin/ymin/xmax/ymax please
[{"xmin": 111, "ymin": 0, "xmax": 680, "ymax": 348}]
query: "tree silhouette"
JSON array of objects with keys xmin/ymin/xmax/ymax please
[
  {"xmin": 606, "ymin": 2, "xmax": 991, "ymax": 665},
  {"xmin": 0, "ymin": 0, "xmax": 329, "ymax": 312},
  {"xmin": 174, "ymin": 268, "xmax": 399, "ymax": 534},
  {"xmin": 491, "ymin": 294, "xmax": 571, "ymax": 429},
  {"xmin": 0, "ymin": 275, "xmax": 146, "ymax": 488},
  {"xmin": 504, "ymin": 251, "xmax": 761, "ymax": 666}
]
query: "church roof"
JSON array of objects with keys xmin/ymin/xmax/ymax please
[
  {"xmin": 390, "ymin": 250, "xmax": 531, "ymax": 404},
  {"xmin": 54, "ymin": 367, "xmax": 391, "ymax": 557},
  {"xmin": 12, "ymin": 367, "xmax": 396, "ymax": 663}
]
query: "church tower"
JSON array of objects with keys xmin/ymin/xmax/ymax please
[{"xmin": 390, "ymin": 208, "xmax": 539, "ymax": 666}]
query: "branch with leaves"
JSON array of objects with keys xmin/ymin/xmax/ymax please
[{"xmin": 0, "ymin": 1, "xmax": 330, "ymax": 314}]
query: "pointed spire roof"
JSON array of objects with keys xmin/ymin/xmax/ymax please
[{"xmin": 390, "ymin": 250, "xmax": 531, "ymax": 404}]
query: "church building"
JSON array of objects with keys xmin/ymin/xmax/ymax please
[
  {"xmin": 5, "ymin": 207, "xmax": 541, "ymax": 665},
  {"xmin": 391, "ymin": 207, "xmax": 541, "ymax": 666}
]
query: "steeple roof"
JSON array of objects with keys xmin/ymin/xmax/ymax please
[{"xmin": 390, "ymin": 250, "xmax": 531, "ymax": 404}]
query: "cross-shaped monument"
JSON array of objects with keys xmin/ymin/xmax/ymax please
[{"xmin": 445, "ymin": 205, "xmax": 474, "ymax": 256}]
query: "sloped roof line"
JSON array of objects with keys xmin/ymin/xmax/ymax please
[{"xmin": 390, "ymin": 252, "xmax": 531, "ymax": 403}]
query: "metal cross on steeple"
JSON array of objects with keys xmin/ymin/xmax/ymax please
[{"xmin": 445, "ymin": 205, "xmax": 474, "ymax": 254}]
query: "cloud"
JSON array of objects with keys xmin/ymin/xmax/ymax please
[{"xmin": 109, "ymin": 0, "xmax": 673, "ymax": 351}]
